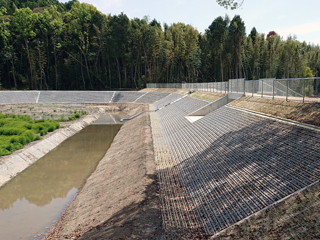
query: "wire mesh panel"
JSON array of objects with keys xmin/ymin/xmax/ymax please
[
  {"xmin": 146, "ymin": 83, "xmax": 182, "ymax": 88},
  {"xmin": 150, "ymin": 77, "xmax": 320, "ymax": 102},
  {"xmin": 258, "ymin": 79, "xmax": 275, "ymax": 97},
  {"xmin": 245, "ymin": 80, "xmax": 254, "ymax": 96},
  {"xmin": 229, "ymin": 79, "xmax": 245, "ymax": 93}
]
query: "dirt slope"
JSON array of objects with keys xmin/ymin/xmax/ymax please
[
  {"xmin": 230, "ymin": 96, "xmax": 320, "ymax": 126},
  {"xmin": 46, "ymin": 104, "xmax": 163, "ymax": 239}
]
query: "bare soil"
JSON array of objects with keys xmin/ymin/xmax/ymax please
[
  {"xmin": 190, "ymin": 91, "xmax": 225, "ymax": 102},
  {"xmin": 141, "ymin": 88, "xmax": 189, "ymax": 94},
  {"xmin": 213, "ymin": 182, "xmax": 320, "ymax": 240},
  {"xmin": 230, "ymin": 96, "xmax": 320, "ymax": 126},
  {"xmin": 45, "ymin": 104, "xmax": 163, "ymax": 240},
  {"xmin": 0, "ymin": 103, "xmax": 95, "ymax": 121}
]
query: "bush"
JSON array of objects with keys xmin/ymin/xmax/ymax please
[
  {"xmin": 0, "ymin": 113, "xmax": 61, "ymax": 155},
  {"xmin": 57, "ymin": 115, "xmax": 67, "ymax": 122}
]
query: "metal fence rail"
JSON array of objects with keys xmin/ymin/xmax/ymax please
[{"xmin": 147, "ymin": 77, "xmax": 320, "ymax": 103}]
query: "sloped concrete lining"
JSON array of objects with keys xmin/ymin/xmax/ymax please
[
  {"xmin": 189, "ymin": 95, "xmax": 228, "ymax": 117},
  {"xmin": 0, "ymin": 109, "xmax": 105, "ymax": 188},
  {"xmin": 227, "ymin": 92, "xmax": 244, "ymax": 102}
]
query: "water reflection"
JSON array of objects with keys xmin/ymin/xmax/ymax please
[{"xmin": 0, "ymin": 124, "xmax": 121, "ymax": 240}]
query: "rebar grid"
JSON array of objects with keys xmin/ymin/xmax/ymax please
[
  {"xmin": 154, "ymin": 100, "xmax": 320, "ymax": 235},
  {"xmin": 150, "ymin": 112, "xmax": 204, "ymax": 235}
]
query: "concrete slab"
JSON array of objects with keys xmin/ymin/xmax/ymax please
[{"xmin": 185, "ymin": 116, "xmax": 203, "ymax": 123}]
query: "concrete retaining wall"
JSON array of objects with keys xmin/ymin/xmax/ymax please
[
  {"xmin": 227, "ymin": 92, "xmax": 244, "ymax": 102},
  {"xmin": 189, "ymin": 95, "xmax": 228, "ymax": 116}
]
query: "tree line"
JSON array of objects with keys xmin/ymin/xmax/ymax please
[{"xmin": 0, "ymin": 0, "xmax": 319, "ymax": 90}]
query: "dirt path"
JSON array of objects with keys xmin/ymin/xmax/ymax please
[{"xmin": 45, "ymin": 104, "xmax": 163, "ymax": 239}]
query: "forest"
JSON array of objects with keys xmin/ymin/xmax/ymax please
[{"xmin": 0, "ymin": 0, "xmax": 319, "ymax": 90}]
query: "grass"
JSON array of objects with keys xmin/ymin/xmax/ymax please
[
  {"xmin": 0, "ymin": 114, "xmax": 59, "ymax": 156},
  {"xmin": 190, "ymin": 91, "xmax": 226, "ymax": 102},
  {"xmin": 230, "ymin": 96, "xmax": 320, "ymax": 126}
]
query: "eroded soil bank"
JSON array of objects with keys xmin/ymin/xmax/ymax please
[{"xmin": 46, "ymin": 104, "xmax": 163, "ymax": 239}]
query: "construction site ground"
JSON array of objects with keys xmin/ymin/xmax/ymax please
[{"xmin": 1, "ymin": 91, "xmax": 320, "ymax": 239}]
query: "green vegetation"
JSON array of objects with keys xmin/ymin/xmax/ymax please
[
  {"xmin": 0, "ymin": 0, "xmax": 319, "ymax": 91},
  {"xmin": 0, "ymin": 113, "xmax": 59, "ymax": 156}
]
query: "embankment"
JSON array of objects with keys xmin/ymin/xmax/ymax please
[{"xmin": 46, "ymin": 104, "xmax": 163, "ymax": 239}]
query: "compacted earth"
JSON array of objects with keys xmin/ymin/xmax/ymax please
[{"xmin": 45, "ymin": 103, "xmax": 164, "ymax": 240}]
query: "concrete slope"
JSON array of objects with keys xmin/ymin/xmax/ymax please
[{"xmin": 153, "ymin": 98, "xmax": 320, "ymax": 236}]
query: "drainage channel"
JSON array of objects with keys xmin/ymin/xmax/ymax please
[{"xmin": 0, "ymin": 116, "xmax": 123, "ymax": 240}]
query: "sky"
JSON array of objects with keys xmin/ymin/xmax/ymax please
[{"xmin": 60, "ymin": 0, "xmax": 320, "ymax": 46}]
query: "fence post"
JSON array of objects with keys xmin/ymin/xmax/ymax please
[
  {"xmin": 303, "ymin": 78, "xmax": 306, "ymax": 103},
  {"xmin": 286, "ymin": 79, "xmax": 288, "ymax": 101},
  {"xmin": 237, "ymin": 79, "xmax": 238, "ymax": 93},
  {"xmin": 261, "ymin": 79, "xmax": 263, "ymax": 98},
  {"xmin": 273, "ymin": 79, "xmax": 275, "ymax": 99},
  {"xmin": 252, "ymin": 81, "xmax": 253, "ymax": 97},
  {"xmin": 244, "ymin": 80, "xmax": 246, "ymax": 96}
]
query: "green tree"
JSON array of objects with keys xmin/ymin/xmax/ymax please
[
  {"xmin": 14, "ymin": 7, "xmax": 38, "ymax": 89},
  {"xmin": 0, "ymin": 7, "xmax": 17, "ymax": 88},
  {"xmin": 206, "ymin": 15, "xmax": 229, "ymax": 81},
  {"xmin": 216, "ymin": 0, "xmax": 244, "ymax": 9},
  {"xmin": 229, "ymin": 15, "xmax": 245, "ymax": 79}
]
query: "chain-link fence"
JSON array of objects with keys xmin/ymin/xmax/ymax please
[
  {"xmin": 181, "ymin": 82, "xmax": 227, "ymax": 93},
  {"xmin": 147, "ymin": 83, "xmax": 182, "ymax": 88},
  {"xmin": 147, "ymin": 77, "xmax": 320, "ymax": 102},
  {"xmin": 244, "ymin": 78, "xmax": 320, "ymax": 102}
]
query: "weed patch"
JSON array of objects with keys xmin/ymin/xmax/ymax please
[{"xmin": 0, "ymin": 114, "xmax": 59, "ymax": 156}]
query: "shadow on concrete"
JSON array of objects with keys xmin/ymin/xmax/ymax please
[{"xmin": 175, "ymin": 119, "xmax": 320, "ymax": 235}]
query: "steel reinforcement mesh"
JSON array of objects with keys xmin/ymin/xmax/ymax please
[
  {"xmin": 150, "ymin": 112, "xmax": 205, "ymax": 238},
  {"xmin": 153, "ymin": 99, "xmax": 320, "ymax": 235}
]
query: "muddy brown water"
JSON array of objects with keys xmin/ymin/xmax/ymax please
[{"xmin": 0, "ymin": 124, "xmax": 122, "ymax": 240}]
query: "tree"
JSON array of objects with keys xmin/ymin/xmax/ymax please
[
  {"xmin": 267, "ymin": 31, "xmax": 277, "ymax": 78},
  {"xmin": 0, "ymin": 7, "xmax": 17, "ymax": 88},
  {"xmin": 14, "ymin": 7, "xmax": 38, "ymax": 89},
  {"xmin": 216, "ymin": 0, "xmax": 244, "ymax": 9},
  {"xmin": 229, "ymin": 15, "xmax": 245, "ymax": 79},
  {"xmin": 206, "ymin": 16, "xmax": 229, "ymax": 82}
]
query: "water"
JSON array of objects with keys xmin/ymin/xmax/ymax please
[{"xmin": 0, "ymin": 124, "xmax": 122, "ymax": 240}]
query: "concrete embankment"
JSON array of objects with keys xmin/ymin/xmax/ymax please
[{"xmin": 0, "ymin": 109, "xmax": 104, "ymax": 188}]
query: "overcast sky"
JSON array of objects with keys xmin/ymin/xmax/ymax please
[{"xmin": 60, "ymin": 0, "xmax": 320, "ymax": 46}]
